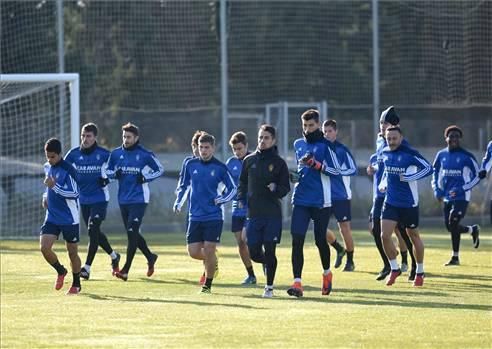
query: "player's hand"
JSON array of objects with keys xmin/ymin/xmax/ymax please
[
  {"xmin": 300, "ymin": 152, "xmax": 314, "ymax": 165},
  {"xmin": 478, "ymin": 169, "xmax": 487, "ymax": 179},
  {"xmin": 366, "ymin": 165, "xmax": 375, "ymax": 176},
  {"xmin": 42, "ymin": 197, "xmax": 48, "ymax": 209},
  {"xmin": 136, "ymin": 173, "xmax": 146, "ymax": 184},
  {"xmin": 399, "ymin": 173, "xmax": 405, "ymax": 181},
  {"xmin": 449, "ymin": 187, "xmax": 463, "ymax": 198},
  {"xmin": 378, "ymin": 186, "xmax": 387, "ymax": 193},
  {"xmin": 173, "ymin": 205, "xmax": 181, "ymax": 214},
  {"xmin": 115, "ymin": 169, "xmax": 123, "ymax": 179},
  {"xmin": 301, "ymin": 153, "xmax": 323, "ymax": 171},
  {"xmin": 98, "ymin": 177, "xmax": 110, "ymax": 187},
  {"xmin": 267, "ymin": 182, "xmax": 276, "ymax": 192},
  {"xmin": 44, "ymin": 176, "xmax": 56, "ymax": 188},
  {"xmin": 289, "ymin": 170, "xmax": 300, "ymax": 183}
]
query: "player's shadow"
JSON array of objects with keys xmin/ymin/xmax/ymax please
[{"xmin": 82, "ymin": 292, "xmax": 264, "ymax": 309}]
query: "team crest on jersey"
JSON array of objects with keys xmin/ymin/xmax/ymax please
[
  {"xmin": 55, "ymin": 173, "xmax": 60, "ymax": 179},
  {"xmin": 136, "ymin": 154, "xmax": 140, "ymax": 161},
  {"xmin": 210, "ymin": 170, "xmax": 216, "ymax": 176},
  {"xmin": 96, "ymin": 154, "xmax": 100, "ymax": 160},
  {"xmin": 397, "ymin": 155, "xmax": 402, "ymax": 162},
  {"xmin": 268, "ymin": 164, "xmax": 274, "ymax": 172},
  {"xmin": 456, "ymin": 157, "xmax": 461, "ymax": 163}
]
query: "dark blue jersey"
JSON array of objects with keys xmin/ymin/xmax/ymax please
[
  {"xmin": 481, "ymin": 141, "xmax": 492, "ymax": 173},
  {"xmin": 174, "ymin": 157, "xmax": 237, "ymax": 222},
  {"xmin": 43, "ymin": 159, "xmax": 79, "ymax": 225},
  {"xmin": 65, "ymin": 144, "xmax": 110, "ymax": 205},
  {"xmin": 432, "ymin": 147, "xmax": 480, "ymax": 202},
  {"xmin": 381, "ymin": 144, "xmax": 433, "ymax": 208},
  {"xmin": 106, "ymin": 143, "xmax": 164, "ymax": 204},
  {"xmin": 226, "ymin": 155, "xmax": 248, "ymax": 217}
]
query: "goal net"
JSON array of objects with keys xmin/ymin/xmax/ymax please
[{"xmin": 0, "ymin": 74, "xmax": 79, "ymax": 238}]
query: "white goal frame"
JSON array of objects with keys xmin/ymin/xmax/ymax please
[{"xmin": 0, "ymin": 73, "xmax": 80, "ymax": 149}]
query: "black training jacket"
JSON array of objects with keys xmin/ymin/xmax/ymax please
[{"xmin": 237, "ymin": 146, "xmax": 290, "ymax": 218}]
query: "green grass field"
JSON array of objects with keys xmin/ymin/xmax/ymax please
[{"xmin": 1, "ymin": 228, "xmax": 491, "ymax": 349}]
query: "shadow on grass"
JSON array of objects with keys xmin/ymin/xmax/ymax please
[{"xmin": 81, "ymin": 292, "xmax": 264, "ymax": 309}]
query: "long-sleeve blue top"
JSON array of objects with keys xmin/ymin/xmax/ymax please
[
  {"xmin": 174, "ymin": 157, "xmax": 237, "ymax": 222},
  {"xmin": 432, "ymin": 147, "xmax": 480, "ymax": 202},
  {"xmin": 106, "ymin": 142, "xmax": 164, "ymax": 204},
  {"xmin": 381, "ymin": 144, "xmax": 433, "ymax": 208},
  {"xmin": 326, "ymin": 140, "xmax": 357, "ymax": 200},
  {"xmin": 226, "ymin": 155, "xmax": 249, "ymax": 217},
  {"xmin": 481, "ymin": 141, "xmax": 492, "ymax": 173},
  {"xmin": 43, "ymin": 159, "xmax": 79, "ymax": 225},
  {"xmin": 64, "ymin": 143, "xmax": 110, "ymax": 205}
]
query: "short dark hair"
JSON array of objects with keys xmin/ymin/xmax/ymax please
[
  {"xmin": 122, "ymin": 122, "xmax": 139, "ymax": 136},
  {"xmin": 229, "ymin": 131, "xmax": 248, "ymax": 146},
  {"xmin": 191, "ymin": 130, "xmax": 207, "ymax": 147},
  {"xmin": 301, "ymin": 109, "xmax": 320, "ymax": 122},
  {"xmin": 45, "ymin": 138, "xmax": 62, "ymax": 154},
  {"xmin": 199, "ymin": 133, "xmax": 215, "ymax": 146},
  {"xmin": 81, "ymin": 122, "xmax": 98, "ymax": 136},
  {"xmin": 259, "ymin": 124, "xmax": 276, "ymax": 139},
  {"xmin": 444, "ymin": 125, "xmax": 463, "ymax": 138},
  {"xmin": 322, "ymin": 119, "xmax": 337, "ymax": 130},
  {"xmin": 386, "ymin": 126, "xmax": 402, "ymax": 135}
]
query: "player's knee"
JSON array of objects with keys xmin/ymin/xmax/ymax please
[
  {"xmin": 248, "ymin": 244, "xmax": 263, "ymax": 263},
  {"xmin": 292, "ymin": 234, "xmax": 305, "ymax": 249}
]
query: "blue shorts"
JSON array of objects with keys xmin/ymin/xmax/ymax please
[
  {"xmin": 381, "ymin": 202, "xmax": 419, "ymax": 229},
  {"xmin": 369, "ymin": 196, "xmax": 385, "ymax": 222},
  {"xmin": 119, "ymin": 203, "xmax": 147, "ymax": 230},
  {"xmin": 331, "ymin": 200, "xmax": 351, "ymax": 222},
  {"xmin": 231, "ymin": 216, "xmax": 247, "ymax": 232},
  {"xmin": 246, "ymin": 217, "xmax": 282, "ymax": 245},
  {"xmin": 40, "ymin": 221, "xmax": 80, "ymax": 243},
  {"xmin": 81, "ymin": 202, "xmax": 108, "ymax": 226},
  {"xmin": 443, "ymin": 200, "xmax": 468, "ymax": 229},
  {"xmin": 290, "ymin": 205, "xmax": 331, "ymax": 241},
  {"xmin": 187, "ymin": 220, "xmax": 223, "ymax": 244}
]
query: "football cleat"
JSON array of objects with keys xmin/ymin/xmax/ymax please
[
  {"xmin": 54, "ymin": 269, "xmax": 68, "ymax": 290},
  {"xmin": 241, "ymin": 275, "xmax": 257, "ymax": 285},
  {"xmin": 287, "ymin": 281, "xmax": 304, "ymax": 298},
  {"xmin": 147, "ymin": 253, "xmax": 158, "ymax": 277},
  {"xmin": 471, "ymin": 225, "xmax": 480, "ymax": 249},
  {"xmin": 444, "ymin": 258, "xmax": 460, "ymax": 266},
  {"xmin": 262, "ymin": 287, "xmax": 274, "ymax": 298},
  {"xmin": 334, "ymin": 248, "xmax": 346, "ymax": 268},
  {"xmin": 385, "ymin": 269, "xmax": 402, "ymax": 286},
  {"xmin": 376, "ymin": 267, "xmax": 391, "ymax": 281},
  {"xmin": 80, "ymin": 267, "xmax": 90, "ymax": 281},
  {"xmin": 115, "ymin": 270, "xmax": 128, "ymax": 281},
  {"xmin": 200, "ymin": 286, "xmax": 211, "ymax": 294},
  {"xmin": 111, "ymin": 252, "xmax": 121, "ymax": 275},
  {"xmin": 321, "ymin": 272, "xmax": 333, "ymax": 296},
  {"xmin": 343, "ymin": 262, "xmax": 355, "ymax": 272},
  {"xmin": 413, "ymin": 273, "xmax": 424, "ymax": 287},
  {"xmin": 66, "ymin": 286, "xmax": 81, "ymax": 295}
]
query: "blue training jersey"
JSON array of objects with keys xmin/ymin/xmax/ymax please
[
  {"xmin": 432, "ymin": 147, "xmax": 480, "ymax": 202},
  {"xmin": 326, "ymin": 140, "xmax": 357, "ymax": 200},
  {"xmin": 43, "ymin": 159, "xmax": 79, "ymax": 225},
  {"xmin": 174, "ymin": 157, "xmax": 237, "ymax": 222},
  {"xmin": 226, "ymin": 155, "xmax": 248, "ymax": 217},
  {"xmin": 369, "ymin": 152, "xmax": 385, "ymax": 200},
  {"xmin": 381, "ymin": 144, "xmax": 433, "ymax": 208},
  {"xmin": 291, "ymin": 137, "xmax": 340, "ymax": 208},
  {"xmin": 481, "ymin": 141, "xmax": 492, "ymax": 174},
  {"xmin": 64, "ymin": 144, "xmax": 110, "ymax": 205},
  {"xmin": 106, "ymin": 143, "xmax": 164, "ymax": 204}
]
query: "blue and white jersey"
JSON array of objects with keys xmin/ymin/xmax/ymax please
[
  {"xmin": 226, "ymin": 155, "xmax": 249, "ymax": 217},
  {"xmin": 432, "ymin": 147, "xmax": 480, "ymax": 202},
  {"xmin": 43, "ymin": 159, "xmax": 79, "ymax": 225},
  {"xmin": 106, "ymin": 143, "xmax": 164, "ymax": 204},
  {"xmin": 291, "ymin": 137, "xmax": 339, "ymax": 208},
  {"xmin": 381, "ymin": 144, "xmax": 433, "ymax": 208},
  {"xmin": 174, "ymin": 157, "xmax": 237, "ymax": 222},
  {"xmin": 369, "ymin": 152, "xmax": 385, "ymax": 200},
  {"xmin": 480, "ymin": 141, "xmax": 492, "ymax": 174},
  {"xmin": 326, "ymin": 140, "xmax": 357, "ymax": 200},
  {"xmin": 64, "ymin": 144, "xmax": 110, "ymax": 205},
  {"xmin": 175, "ymin": 155, "xmax": 195, "ymax": 198}
]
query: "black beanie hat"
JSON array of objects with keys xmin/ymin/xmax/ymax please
[{"xmin": 380, "ymin": 106, "xmax": 400, "ymax": 125}]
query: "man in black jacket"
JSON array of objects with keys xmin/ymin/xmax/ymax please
[{"xmin": 237, "ymin": 124, "xmax": 290, "ymax": 298}]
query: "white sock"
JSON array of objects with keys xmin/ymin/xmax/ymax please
[
  {"xmin": 323, "ymin": 269, "xmax": 331, "ymax": 275},
  {"xmin": 83, "ymin": 264, "xmax": 91, "ymax": 272},
  {"xmin": 416, "ymin": 263, "xmax": 424, "ymax": 274},
  {"xmin": 294, "ymin": 278, "xmax": 302, "ymax": 283},
  {"xmin": 389, "ymin": 259, "xmax": 399, "ymax": 271},
  {"xmin": 110, "ymin": 251, "xmax": 118, "ymax": 259},
  {"xmin": 265, "ymin": 285, "xmax": 273, "ymax": 290},
  {"xmin": 452, "ymin": 251, "xmax": 459, "ymax": 257},
  {"xmin": 467, "ymin": 226, "xmax": 472, "ymax": 234}
]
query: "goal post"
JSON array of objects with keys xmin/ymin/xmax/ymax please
[{"xmin": 0, "ymin": 73, "xmax": 80, "ymax": 238}]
